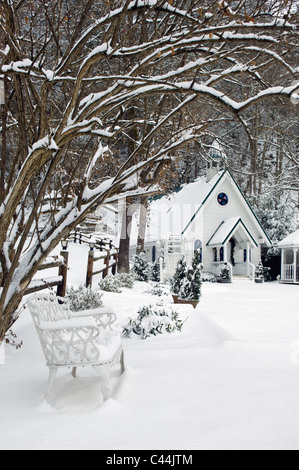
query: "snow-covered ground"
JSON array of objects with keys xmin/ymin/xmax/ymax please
[{"xmin": 1, "ymin": 243, "xmax": 299, "ymax": 450}]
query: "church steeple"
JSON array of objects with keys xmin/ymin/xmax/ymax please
[{"xmin": 206, "ymin": 141, "xmax": 225, "ymax": 182}]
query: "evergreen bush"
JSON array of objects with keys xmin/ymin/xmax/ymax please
[
  {"xmin": 145, "ymin": 284, "xmax": 170, "ymax": 297},
  {"xmin": 255, "ymin": 260, "xmax": 265, "ymax": 283},
  {"xmin": 179, "ymin": 250, "xmax": 203, "ymax": 301},
  {"xmin": 66, "ymin": 285, "xmax": 103, "ymax": 311},
  {"xmin": 202, "ymin": 272, "xmax": 217, "ymax": 283},
  {"xmin": 98, "ymin": 274, "xmax": 122, "ymax": 293},
  {"xmin": 132, "ymin": 253, "xmax": 150, "ymax": 282},
  {"xmin": 151, "ymin": 260, "xmax": 161, "ymax": 282},
  {"xmin": 123, "ymin": 303, "xmax": 185, "ymax": 340},
  {"xmin": 171, "ymin": 256, "xmax": 187, "ymax": 294},
  {"xmin": 219, "ymin": 264, "xmax": 231, "ymax": 282},
  {"xmin": 117, "ymin": 273, "xmax": 135, "ymax": 288}
]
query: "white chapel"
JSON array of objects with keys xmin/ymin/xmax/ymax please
[{"xmin": 134, "ymin": 145, "xmax": 272, "ymax": 281}]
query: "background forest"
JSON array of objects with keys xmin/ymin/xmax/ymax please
[{"xmin": 0, "ymin": 0, "xmax": 298, "ymax": 339}]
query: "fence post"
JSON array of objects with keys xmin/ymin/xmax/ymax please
[
  {"xmin": 112, "ymin": 251, "xmax": 118, "ymax": 276},
  {"xmin": 57, "ymin": 247, "xmax": 69, "ymax": 297},
  {"xmin": 103, "ymin": 250, "xmax": 110, "ymax": 279},
  {"xmin": 86, "ymin": 243, "xmax": 95, "ymax": 288}
]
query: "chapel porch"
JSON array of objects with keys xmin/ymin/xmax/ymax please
[
  {"xmin": 207, "ymin": 217, "xmax": 259, "ymax": 280},
  {"xmin": 278, "ymin": 230, "xmax": 299, "ymax": 285}
]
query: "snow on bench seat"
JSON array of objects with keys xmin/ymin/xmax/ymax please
[{"xmin": 28, "ymin": 293, "xmax": 125, "ymax": 402}]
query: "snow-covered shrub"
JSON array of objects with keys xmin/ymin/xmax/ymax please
[
  {"xmin": 98, "ymin": 274, "xmax": 122, "ymax": 293},
  {"xmin": 150, "ymin": 260, "xmax": 161, "ymax": 282},
  {"xmin": 263, "ymin": 266, "xmax": 272, "ymax": 282},
  {"xmin": 117, "ymin": 273, "xmax": 135, "ymax": 289},
  {"xmin": 171, "ymin": 256, "xmax": 187, "ymax": 294},
  {"xmin": 144, "ymin": 283, "xmax": 170, "ymax": 297},
  {"xmin": 179, "ymin": 251, "xmax": 203, "ymax": 301},
  {"xmin": 202, "ymin": 271, "xmax": 217, "ymax": 283},
  {"xmin": 132, "ymin": 253, "xmax": 150, "ymax": 282},
  {"xmin": 66, "ymin": 285, "xmax": 103, "ymax": 311},
  {"xmin": 123, "ymin": 303, "xmax": 185, "ymax": 340},
  {"xmin": 255, "ymin": 260, "xmax": 264, "ymax": 283},
  {"xmin": 219, "ymin": 264, "xmax": 231, "ymax": 282}
]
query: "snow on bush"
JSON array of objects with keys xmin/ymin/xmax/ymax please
[
  {"xmin": 117, "ymin": 273, "xmax": 135, "ymax": 289},
  {"xmin": 170, "ymin": 256, "xmax": 187, "ymax": 294},
  {"xmin": 219, "ymin": 264, "xmax": 231, "ymax": 282},
  {"xmin": 179, "ymin": 251, "xmax": 203, "ymax": 301},
  {"xmin": 66, "ymin": 285, "xmax": 103, "ymax": 311},
  {"xmin": 123, "ymin": 303, "xmax": 186, "ymax": 340},
  {"xmin": 132, "ymin": 253, "xmax": 150, "ymax": 282},
  {"xmin": 202, "ymin": 272, "xmax": 217, "ymax": 283},
  {"xmin": 98, "ymin": 273, "xmax": 135, "ymax": 292},
  {"xmin": 98, "ymin": 275, "xmax": 122, "ymax": 293},
  {"xmin": 255, "ymin": 260, "xmax": 265, "ymax": 283},
  {"xmin": 144, "ymin": 283, "xmax": 170, "ymax": 297},
  {"xmin": 150, "ymin": 260, "xmax": 161, "ymax": 282}
]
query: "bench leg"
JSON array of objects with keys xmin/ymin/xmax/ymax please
[
  {"xmin": 120, "ymin": 350, "xmax": 125, "ymax": 374},
  {"xmin": 46, "ymin": 367, "xmax": 58, "ymax": 400},
  {"xmin": 72, "ymin": 367, "xmax": 77, "ymax": 378},
  {"xmin": 94, "ymin": 365, "xmax": 110, "ymax": 401}
]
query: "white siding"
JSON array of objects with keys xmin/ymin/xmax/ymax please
[{"xmin": 183, "ymin": 173, "xmax": 267, "ymax": 271}]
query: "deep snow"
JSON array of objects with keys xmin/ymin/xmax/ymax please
[{"xmin": 1, "ymin": 243, "xmax": 299, "ymax": 450}]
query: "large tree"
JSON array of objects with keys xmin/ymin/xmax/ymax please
[{"xmin": 0, "ymin": 0, "xmax": 298, "ymax": 341}]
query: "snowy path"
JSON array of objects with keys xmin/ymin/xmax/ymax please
[{"xmin": 1, "ymin": 245, "xmax": 299, "ymax": 450}]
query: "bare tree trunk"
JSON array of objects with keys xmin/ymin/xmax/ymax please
[
  {"xmin": 136, "ymin": 196, "xmax": 148, "ymax": 255},
  {"xmin": 118, "ymin": 197, "xmax": 135, "ymax": 274}
]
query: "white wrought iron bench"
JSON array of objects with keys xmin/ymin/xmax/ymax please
[{"xmin": 28, "ymin": 292, "xmax": 125, "ymax": 401}]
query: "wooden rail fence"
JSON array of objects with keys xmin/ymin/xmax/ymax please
[
  {"xmin": 25, "ymin": 255, "xmax": 67, "ymax": 297},
  {"xmin": 25, "ymin": 232, "xmax": 119, "ymax": 296},
  {"xmin": 84, "ymin": 238, "xmax": 119, "ymax": 288}
]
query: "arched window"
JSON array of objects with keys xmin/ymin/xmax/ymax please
[
  {"xmin": 152, "ymin": 246, "xmax": 156, "ymax": 263},
  {"xmin": 220, "ymin": 247, "xmax": 224, "ymax": 262},
  {"xmin": 194, "ymin": 240, "xmax": 202, "ymax": 262}
]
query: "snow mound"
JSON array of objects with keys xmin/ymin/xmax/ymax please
[{"xmin": 184, "ymin": 309, "xmax": 235, "ymax": 347}]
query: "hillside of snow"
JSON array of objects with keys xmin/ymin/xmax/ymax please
[{"xmin": 0, "ymin": 243, "xmax": 299, "ymax": 450}]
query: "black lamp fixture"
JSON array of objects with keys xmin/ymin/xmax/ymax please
[{"xmin": 61, "ymin": 239, "xmax": 68, "ymax": 250}]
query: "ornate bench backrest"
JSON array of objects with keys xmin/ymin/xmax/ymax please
[
  {"xmin": 28, "ymin": 293, "xmax": 101, "ymax": 367},
  {"xmin": 28, "ymin": 292, "xmax": 71, "ymax": 327}
]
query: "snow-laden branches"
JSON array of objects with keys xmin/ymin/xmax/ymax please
[{"xmin": 0, "ymin": 0, "xmax": 298, "ymax": 339}]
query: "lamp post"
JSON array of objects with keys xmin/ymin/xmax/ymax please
[
  {"xmin": 57, "ymin": 240, "xmax": 69, "ymax": 297},
  {"xmin": 86, "ymin": 241, "xmax": 95, "ymax": 288}
]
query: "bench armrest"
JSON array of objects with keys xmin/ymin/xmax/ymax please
[
  {"xmin": 71, "ymin": 308, "xmax": 117, "ymax": 330},
  {"xmin": 39, "ymin": 317, "xmax": 98, "ymax": 331}
]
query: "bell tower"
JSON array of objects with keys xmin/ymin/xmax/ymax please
[{"xmin": 206, "ymin": 141, "xmax": 225, "ymax": 182}]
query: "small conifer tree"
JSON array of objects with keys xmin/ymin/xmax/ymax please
[
  {"xmin": 220, "ymin": 263, "xmax": 231, "ymax": 282},
  {"xmin": 179, "ymin": 251, "xmax": 203, "ymax": 301},
  {"xmin": 132, "ymin": 252, "xmax": 150, "ymax": 282},
  {"xmin": 255, "ymin": 260, "xmax": 265, "ymax": 283},
  {"xmin": 171, "ymin": 256, "xmax": 187, "ymax": 294},
  {"xmin": 151, "ymin": 260, "xmax": 161, "ymax": 282}
]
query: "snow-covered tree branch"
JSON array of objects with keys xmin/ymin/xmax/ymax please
[{"xmin": 0, "ymin": 0, "xmax": 298, "ymax": 340}]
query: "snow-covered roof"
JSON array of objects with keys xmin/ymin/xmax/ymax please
[
  {"xmin": 278, "ymin": 229, "xmax": 299, "ymax": 248},
  {"xmin": 207, "ymin": 217, "xmax": 258, "ymax": 247},
  {"xmin": 207, "ymin": 217, "xmax": 240, "ymax": 246},
  {"xmin": 142, "ymin": 171, "xmax": 224, "ymax": 241}
]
